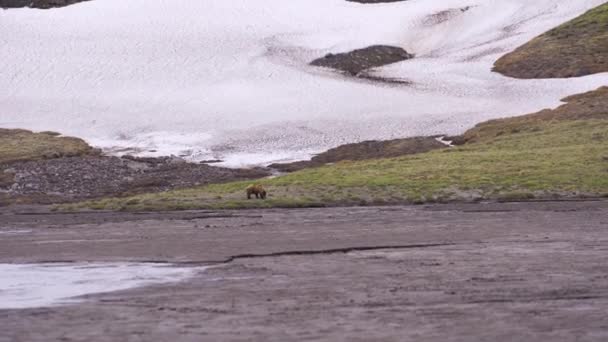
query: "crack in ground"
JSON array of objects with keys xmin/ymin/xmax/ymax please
[
  {"xmin": 24, "ymin": 243, "xmax": 455, "ymax": 266},
  {"xmin": 134, "ymin": 242, "xmax": 457, "ymax": 266},
  {"xmin": 25, "ymin": 238, "xmax": 586, "ymax": 267},
  {"xmin": 219, "ymin": 243, "xmax": 454, "ymax": 263}
]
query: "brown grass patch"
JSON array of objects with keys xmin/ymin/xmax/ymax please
[{"xmin": 493, "ymin": 3, "xmax": 608, "ymax": 78}]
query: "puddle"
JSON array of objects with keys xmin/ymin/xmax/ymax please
[{"xmin": 0, "ymin": 263, "xmax": 201, "ymax": 310}]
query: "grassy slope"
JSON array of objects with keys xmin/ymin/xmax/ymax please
[
  {"xmin": 493, "ymin": 3, "xmax": 608, "ymax": 78},
  {"xmin": 66, "ymin": 87, "xmax": 608, "ymax": 211},
  {"xmin": 0, "ymin": 129, "xmax": 95, "ymax": 165}
]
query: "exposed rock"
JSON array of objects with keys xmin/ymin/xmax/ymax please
[
  {"xmin": 0, "ymin": 170, "xmax": 15, "ymax": 189},
  {"xmin": 199, "ymin": 159, "xmax": 224, "ymax": 164},
  {"xmin": 0, "ymin": 0, "xmax": 90, "ymax": 9},
  {"xmin": 2, "ymin": 155, "xmax": 270, "ymax": 204},
  {"xmin": 269, "ymin": 136, "xmax": 446, "ymax": 172},
  {"xmin": 311, "ymin": 45, "xmax": 414, "ymax": 76}
]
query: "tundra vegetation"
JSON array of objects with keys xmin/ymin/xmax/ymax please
[
  {"xmin": 63, "ymin": 87, "xmax": 608, "ymax": 211},
  {"xmin": 0, "ymin": 129, "xmax": 96, "ymax": 165},
  {"xmin": 494, "ymin": 3, "xmax": 608, "ymax": 78}
]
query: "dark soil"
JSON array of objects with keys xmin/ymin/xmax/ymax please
[
  {"xmin": 0, "ymin": 0, "xmax": 90, "ymax": 9},
  {"xmin": 0, "ymin": 155, "xmax": 269, "ymax": 205},
  {"xmin": 270, "ymin": 136, "xmax": 446, "ymax": 172},
  {"xmin": 311, "ymin": 45, "xmax": 414, "ymax": 76}
]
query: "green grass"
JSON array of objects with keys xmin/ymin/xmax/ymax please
[
  {"xmin": 62, "ymin": 119, "xmax": 608, "ymax": 211},
  {"xmin": 494, "ymin": 3, "xmax": 608, "ymax": 78},
  {"xmin": 0, "ymin": 129, "xmax": 95, "ymax": 164}
]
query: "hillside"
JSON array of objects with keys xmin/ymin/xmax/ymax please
[
  {"xmin": 0, "ymin": 129, "xmax": 95, "ymax": 165},
  {"xmin": 494, "ymin": 3, "xmax": 608, "ymax": 78},
  {"xmin": 457, "ymin": 86, "xmax": 608, "ymax": 143},
  {"xmin": 2, "ymin": 0, "xmax": 605, "ymax": 166},
  {"xmin": 67, "ymin": 87, "xmax": 608, "ymax": 211}
]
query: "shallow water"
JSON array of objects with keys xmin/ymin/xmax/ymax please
[
  {"xmin": 0, "ymin": 263, "xmax": 200, "ymax": 309},
  {"xmin": 1, "ymin": 0, "xmax": 606, "ymax": 167}
]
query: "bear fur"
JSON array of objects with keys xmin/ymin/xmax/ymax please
[{"xmin": 246, "ymin": 184, "xmax": 267, "ymax": 199}]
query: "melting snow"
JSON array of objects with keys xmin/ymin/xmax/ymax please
[
  {"xmin": 0, "ymin": 263, "xmax": 199, "ymax": 309},
  {"xmin": 0, "ymin": 0, "xmax": 606, "ymax": 166}
]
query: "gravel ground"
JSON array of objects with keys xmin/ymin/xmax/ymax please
[
  {"xmin": 0, "ymin": 201, "xmax": 607, "ymax": 341},
  {"xmin": 0, "ymin": 155, "xmax": 269, "ymax": 204}
]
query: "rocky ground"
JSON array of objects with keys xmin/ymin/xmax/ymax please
[
  {"xmin": 0, "ymin": 128, "xmax": 270, "ymax": 206},
  {"xmin": 0, "ymin": 131, "xmax": 450, "ymax": 206},
  {"xmin": 310, "ymin": 45, "xmax": 414, "ymax": 84},
  {"xmin": 1, "ymin": 201, "xmax": 607, "ymax": 341},
  {"xmin": 0, "ymin": 155, "xmax": 269, "ymax": 205}
]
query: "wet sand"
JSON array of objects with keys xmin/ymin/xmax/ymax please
[{"xmin": 1, "ymin": 201, "xmax": 607, "ymax": 341}]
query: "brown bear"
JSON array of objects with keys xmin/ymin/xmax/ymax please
[{"xmin": 246, "ymin": 184, "xmax": 267, "ymax": 199}]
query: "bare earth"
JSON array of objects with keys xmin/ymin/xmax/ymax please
[{"xmin": 1, "ymin": 201, "xmax": 608, "ymax": 341}]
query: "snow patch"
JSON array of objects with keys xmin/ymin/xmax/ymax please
[
  {"xmin": 0, "ymin": 263, "xmax": 200, "ymax": 309},
  {"xmin": 1, "ymin": 0, "xmax": 606, "ymax": 166}
]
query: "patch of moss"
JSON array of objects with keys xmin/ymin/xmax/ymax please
[
  {"xmin": 494, "ymin": 3, "xmax": 608, "ymax": 78},
  {"xmin": 0, "ymin": 129, "xmax": 95, "ymax": 165}
]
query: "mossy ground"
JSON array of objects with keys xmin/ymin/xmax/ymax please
[
  {"xmin": 494, "ymin": 3, "xmax": 608, "ymax": 78},
  {"xmin": 62, "ymin": 88, "xmax": 608, "ymax": 211},
  {"xmin": 0, "ymin": 129, "xmax": 94, "ymax": 165}
]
